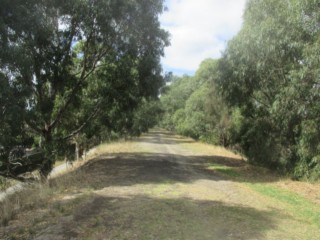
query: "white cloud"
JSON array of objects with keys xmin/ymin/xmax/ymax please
[{"xmin": 160, "ymin": 0, "xmax": 247, "ymax": 74}]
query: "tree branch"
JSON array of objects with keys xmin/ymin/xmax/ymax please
[
  {"xmin": 62, "ymin": 99, "xmax": 103, "ymax": 140},
  {"xmin": 24, "ymin": 117, "xmax": 43, "ymax": 134},
  {"xmin": 48, "ymin": 44, "xmax": 108, "ymax": 131},
  {"xmin": 251, "ymin": 94, "xmax": 271, "ymax": 110}
]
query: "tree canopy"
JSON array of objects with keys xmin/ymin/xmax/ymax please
[
  {"xmin": 0, "ymin": 0, "xmax": 169, "ymax": 179},
  {"xmin": 217, "ymin": 0, "xmax": 320, "ymax": 179},
  {"xmin": 160, "ymin": 0, "xmax": 320, "ymax": 180}
]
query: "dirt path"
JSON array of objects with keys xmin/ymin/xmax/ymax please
[{"xmin": 1, "ymin": 129, "xmax": 320, "ymax": 239}]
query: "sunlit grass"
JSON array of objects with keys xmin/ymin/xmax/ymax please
[
  {"xmin": 94, "ymin": 141, "xmax": 142, "ymax": 155},
  {"xmin": 185, "ymin": 137, "xmax": 320, "ymax": 230},
  {"xmin": 0, "ymin": 139, "xmax": 141, "ymax": 228},
  {"xmin": 181, "ymin": 141, "xmax": 245, "ymax": 160},
  {"xmin": 2, "ymin": 131, "xmax": 320, "ymax": 239},
  {"xmin": 207, "ymin": 163, "xmax": 241, "ymax": 177},
  {"xmin": 248, "ymin": 183, "xmax": 320, "ymax": 228},
  {"xmin": 206, "ymin": 162, "xmax": 320, "ymax": 228}
]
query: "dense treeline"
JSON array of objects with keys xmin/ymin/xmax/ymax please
[
  {"xmin": 161, "ymin": 0, "xmax": 320, "ymax": 180},
  {"xmin": 161, "ymin": 59, "xmax": 229, "ymax": 146},
  {"xmin": 0, "ymin": 0, "xmax": 168, "ymax": 180}
]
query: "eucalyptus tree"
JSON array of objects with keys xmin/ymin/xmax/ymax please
[
  {"xmin": 0, "ymin": 0, "xmax": 169, "ymax": 179},
  {"xmin": 160, "ymin": 59, "xmax": 230, "ymax": 144},
  {"xmin": 218, "ymin": 0, "xmax": 320, "ymax": 179},
  {"xmin": 160, "ymin": 75, "xmax": 196, "ymax": 131}
]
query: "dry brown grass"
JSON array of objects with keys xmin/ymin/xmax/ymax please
[
  {"xmin": 275, "ymin": 179, "xmax": 320, "ymax": 205},
  {"xmin": 0, "ymin": 140, "xmax": 140, "ymax": 228},
  {"xmin": 0, "ymin": 184, "xmax": 54, "ymax": 226},
  {"xmin": 1, "ymin": 131, "xmax": 320, "ymax": 239},
  {"xmin": 181, "ymin": 141, "xmax": 245, "ymax": 160},
  {"xmin": 0, "ymin": 176, "xmax": 18, "ymax": 191},
  {"xmin": 181, "ymin": 138, "xmax": 320, "ymax": 205}
]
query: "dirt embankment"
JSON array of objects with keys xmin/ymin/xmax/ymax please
[{"xmin": 1, "ymin": 129, "xmax": 320, "ymax": 240}]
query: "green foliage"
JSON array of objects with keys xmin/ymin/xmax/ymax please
[
  {"xmin": 160, "ymin": 59, "xmax": 232, "ymax": 144},
  {"xmin": 131, "ymin": 100, "xmax": 163, "ymax": 136},
  {"xmin": 160, "ymin": 0, "xmax": 320, "ymax": 180},
  {"xmin": 0, "ymin": 0, "xmax": 169, "ymax": 179},
  {"xmin": 160, "ymin": 75, "xmax": 196, "ymax": 132},
  {"xmin": 217, "ymin": 0, "xmax": 320, "ymax": 179}
]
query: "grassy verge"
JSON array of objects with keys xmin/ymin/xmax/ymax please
[
  {"xmin": 0, "ymin": 168, "xmax": 87, "ymax": 226},
  {"xmin": 2, "ymin": 132, "xmax": 320, "ymax": 239},
  {"xmin": 207, "ymin": 164, "xmax": 241, "ymax": 178},
  {"xmin": 180, "ymin": 141, "xmax": 245, "ymax": 160},
  {"xmin": 165, "ymin": 133, "xmax": 320, "ymax": 229},
  {"xmin": 249, "ymin": 183, "xmax": 320, "ymax": 227},
  {"xmin": 207, "ymin": 162, "xmax": 320, "ymax": 228},
  {"xmin": 54, "ymin": 160, "xmax": 66, "ymax": 168},
  {"xmin": 0, "ymin": 176, "xmax": 18, "ymax": 191},
  {"xmin": 0, "ymin": 140, "xmax": 138, "ymax": 228}
]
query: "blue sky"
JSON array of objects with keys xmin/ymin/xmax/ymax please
[{"xmin": 160, "ymin": 0, "xmax": 247, "ymax": 76}]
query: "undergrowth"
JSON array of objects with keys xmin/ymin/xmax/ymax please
[{"xmin": 0, "ymin": 140, "xmax": 137, "ymax": 227}]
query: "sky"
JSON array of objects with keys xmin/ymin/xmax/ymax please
[{"xmin": 160, "ymin": 0, "xmax": 247, "ymax": 76}]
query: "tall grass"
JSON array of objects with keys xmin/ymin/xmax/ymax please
[
  {"xmin": 0, "ymin": 141, "xmax": 137, "ymax": 227},
  {"xmin": 0, "ymin": 167, "xmax": 90, "ymax": 226},
  {"xmin": 0, "ymin": 176, "xmax": 17, "ymax": 191},
  {"xmin": 0, "ymin": 185, "xmax": 52, "ymax": 226}
]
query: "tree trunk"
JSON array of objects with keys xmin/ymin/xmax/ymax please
[
  {"xmin": 75, "ymin": 139, "xmax": 80, "ymax": 161},
  {"xmin": 39, "ymin": 129, "xmax": 54, "ymax": 179}
]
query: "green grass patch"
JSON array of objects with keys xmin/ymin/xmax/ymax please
[
  {"xmin": 207, "ymin": 164, "xmax": 241, "ymax": 177},
  {"xmin": 207, "ymin": 163, "xmax": 320, "ymax": 229},
  {"xmin": 247, "ymin": 183, "xmax": 320, "ymax": 228}
]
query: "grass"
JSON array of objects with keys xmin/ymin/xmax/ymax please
[
  {"xmin": 207, "ymin": 163, "xmax": 241, "ymax": 177},
  {"xmin": 94, "ymin": 140, "xmax": 141, "ymax": 155},
  {"xmin": 2, "ymin": 131, "xmax": 320, "ymax": 239},
  {"xmin": 0, "ymin": 140, "xmax": 138, "ymax": 228},
  {"xmin": 167, "ymin": 131, "xmax": 320, "ymax": 232},
  {"xmin": 0, "ymin": 176, "xmax": 17, "ymax": 191},
  {"xmin": 206, "ymin": 162, "xmax": 320, "ymax": 228},
  {"xmin": 0, "ymin": 166, "xmax": 97, "ymax": 239},
  {"xmin": 54, "ymin": 160, "xmax": 66, "ymax": 168},
  {"xmin": 184, "ymin": 132, "xmax": 320, "ymax": 232},
  {"xmin": 180, "ymin": 141, "xmax": 244, "ymax": 160},
  {"xmin": 0, "ymin": 139, "xmax": 139, "ymax": 227},
  {"xmin": 0, "ymin": 184, "xmax": 54, "ymax": 226},
  {"xmin": 248, "ymin": 183, "xmax": 320, "ymax": 227}
]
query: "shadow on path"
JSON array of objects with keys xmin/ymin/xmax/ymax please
[
  {"xmin": 51, "ymin": 151, "xmax": 276, "ymax": 193},
  {"xmin": 35, "ymin": 194, "xmax": 284, "ymax": 240}
]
